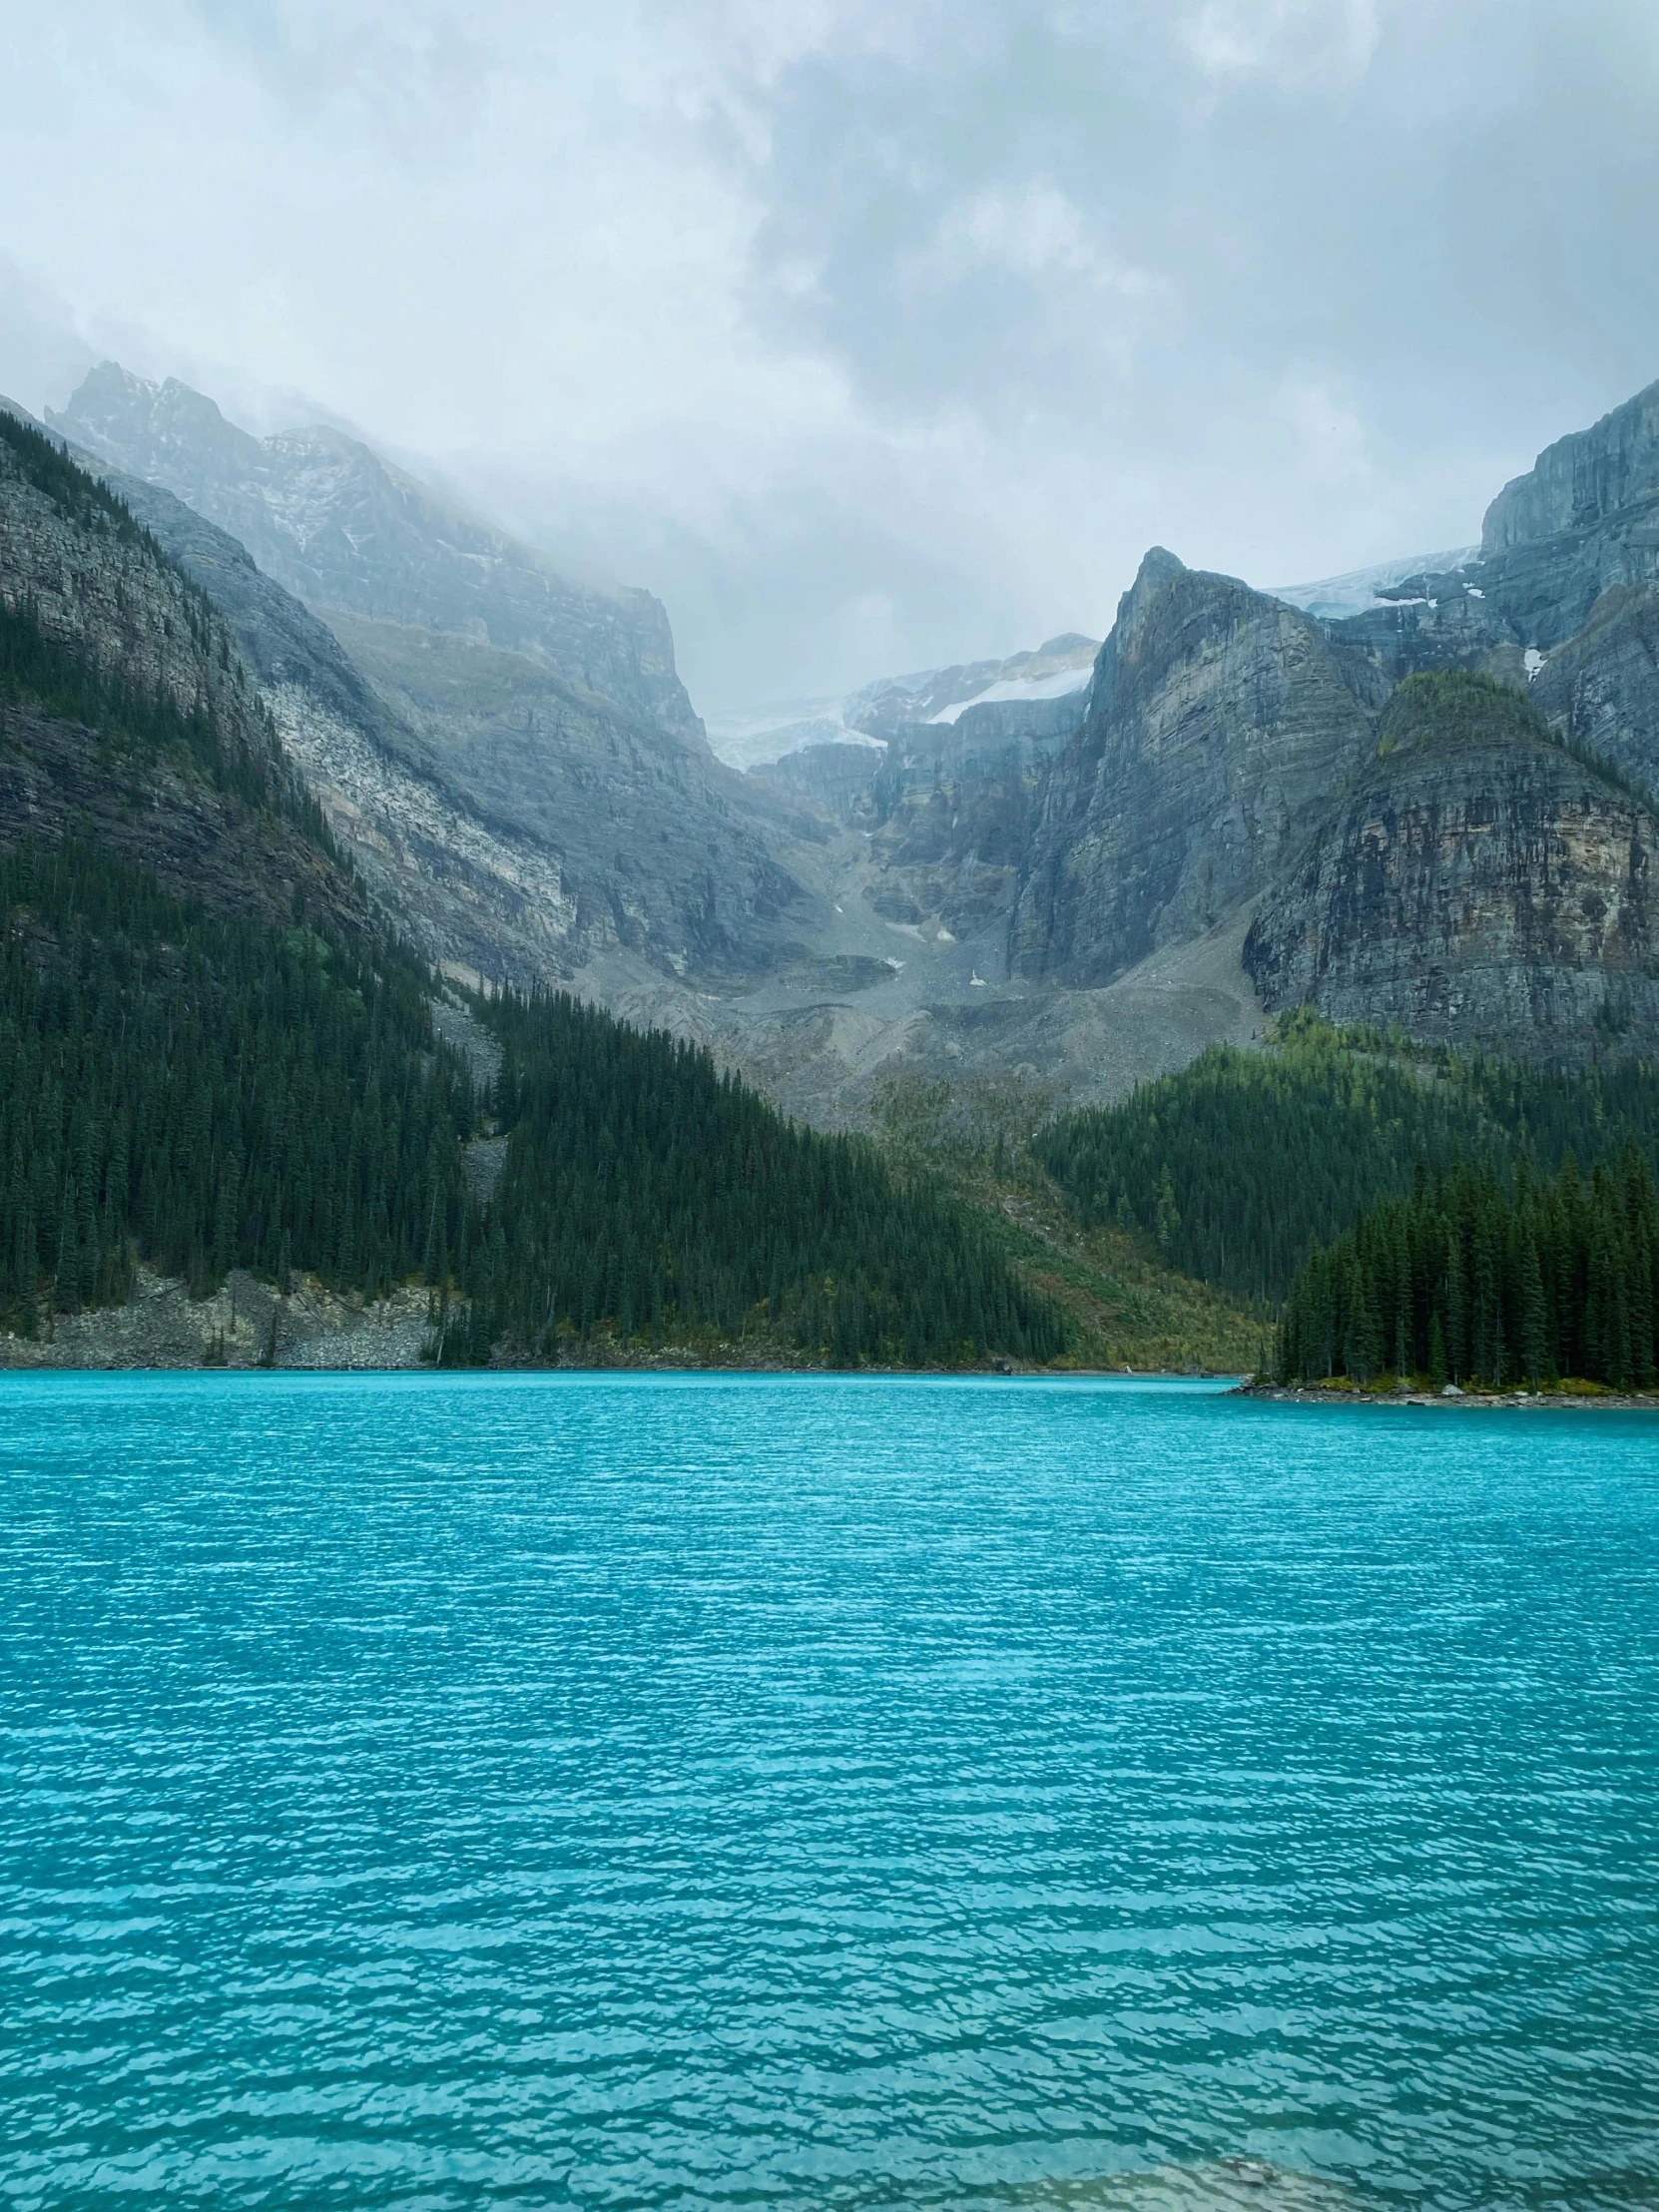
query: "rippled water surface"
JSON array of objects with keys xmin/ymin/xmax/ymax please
[{"xmin": 3, "ymin": 1373, "xmax": 1658, "ymax": 2212}]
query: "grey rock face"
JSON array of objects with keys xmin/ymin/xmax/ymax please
[
  {"xmin": 734, "ymin": 634, "xmax": 1099, "ymax": 949},
  {"xmin": 750, "ymin": 741, "xmax": 885, "ymax": 827},
  {"xmin": 321, "ymin": 607, "xmax": 811, "ymax": 980},
  {"xmin": 1447, "ymin": 378, "xmax": 1659, "ymax": 654},
  {"xmin": 864, "ymin": 697, "xmax": 1086, "ymax": 938},
  {"xmin": 1010, "ymin": 550, "xmax": 1374, "ymax": 984},
  {"xmin": 1244, "ymin": 727, "xmax": 1659, "ymax": 1055},
  {"xmin": 50, "ymin": 363, "xmax": 704, "ymax": 744},
  {"xmin": 1529, "ymin": 583, "xmax": 1659, "ymax": 798},
  {"xmin": 1483, "ymin": 378, "xmax": 1659, "ymax": 553},
  {"xmin": 0, "ymin": 418, "xmax": 366, "ymax": 938}
]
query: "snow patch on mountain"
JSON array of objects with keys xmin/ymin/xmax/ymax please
[
  {"xmin": 927, "ymin": 660, "xmax": 1094, "ymax": 725},
  {"xmin": 1270, "ymin": 548, "xmax": 1480, "ymax": 621}
]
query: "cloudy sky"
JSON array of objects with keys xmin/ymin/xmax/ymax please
[{"xmin": 3, "ymin": 0, "xmax": 1657, "ymax": 713}]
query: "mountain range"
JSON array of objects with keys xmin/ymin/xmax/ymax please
[{"xmin": 11, "ymin": 361, "xmax": 1659, "ymax": 1122}]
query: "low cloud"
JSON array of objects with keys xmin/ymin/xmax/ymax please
[{"xmin": 4, "ymin": 1, "xmax": 1657, "ymax": 710}]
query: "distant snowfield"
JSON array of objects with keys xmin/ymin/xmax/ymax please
[
  {"xmin": 1271, "ymin": 547, "xmax": 1481, "ymax": 621},
  {"xmin": 705, "ymin": 637, "xmax": 1098, "ymax": 767},
  {"xmin": 704, "ymin": 701, "xmax": 884, "ymax": 771},
  {"xmin": 926, "ymin": 661, "xmax": 1094, "ymax": 724}
]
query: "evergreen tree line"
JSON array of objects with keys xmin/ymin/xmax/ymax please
[
  {"xmin": 0, "ymin": 841, "xmax": 474, "ymax": 1334},
  {"xmin": 1035, "ymin": 1011, "xmax": 1659, "ymax": 1302},
  {"xmin": 1278, "ymin": 1150, "xmax": 1659, "ymax": 1390},
  {"xmin": 1, "ymin": 405, "xmax": 154, "ymax": 547},
  {"xmin": 432, "ymin": 988, "xmax": 1068, "ymax": 1369}
]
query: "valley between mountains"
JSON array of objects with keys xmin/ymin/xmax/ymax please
[{"xmin": 4, "ymin": 364, "xmax": 1659, "ymax": 1377}]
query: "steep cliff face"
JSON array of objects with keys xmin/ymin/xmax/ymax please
[
  {"xmin": 1009, "ymin": 551, "xmax": 1374, "ymax": 984},
  {"xmin": 1244, "ymin": 674, "xmax": 1659, "ymax": 1054},
  {"xmin": 0, "ymin": 411, "xmax": 365, "ymax": 936},
  {"xmin": 1483, "ymin": 378, "xmax": 1659, "ymax": 553},
  {"xmin": 50, "ymin": 363, "xmax": 705, "ymax": 745},
  {"xmin": 860, "ymin": 700, "xmax": 1082, "ymax": 937},
  {"xmin": 1528, "ymin": 583, "xmax": 1659, "ymax": 799}
]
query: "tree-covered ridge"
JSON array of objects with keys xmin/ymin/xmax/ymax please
[
  {"xmin": 1035, "ymin": 1014, "xmax": 1659, "ymax": 1303},
  {"xmin": 0, "ymin": 841, "xmax": 474, "ymax": 1336},
  {"xmin": 0, "ymin": 405, "xmax": 150, "ymax": 544},
  {"xmin": 436, "ymin": 989, "xmax": 1068, "ymax": 1369},
  {"xmin": 1377, "ymin": 666, "xmax": 1658, "ymax": 814},
  {"xmin": 1278, "ymin": 1151, "xmax": 1659, "ymax": 1391},
  {"xmin": 1375, "ymin": 668, "xmax": 1550, "ymax": 757}
]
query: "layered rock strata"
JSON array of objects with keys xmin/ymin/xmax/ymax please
[
  {"xmin": 1009, "ymin": 550, "xmax": 1374, "ymax": 984},
  {"xmin": 1244, "ymin": 677, "xmax": 1659, "ymax": 1053}
]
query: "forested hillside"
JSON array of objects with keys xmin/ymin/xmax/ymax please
[
  {"xmin": 1036, "ymin": 1013, "xmax": 1659, "ymax": 1303},
  {"xmin": 0, "ymin": 849, "xmax": 1060, "ymax": 1365},
  {"xmin": 1279, "ymin": 1152, "xmax": 1659, "ymax": 1390},
  {"xmin": 433, "ymin": 993, "xmax": 1066, "ymax": 1369},
  {"xmin": 0, "ymin": 842, "xmax": 475, "ymax": 1329}
]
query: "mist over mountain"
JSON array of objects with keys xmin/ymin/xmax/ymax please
[{"xmin": 51, "ymin": 364, "xmax": 704, "ymax": 746}]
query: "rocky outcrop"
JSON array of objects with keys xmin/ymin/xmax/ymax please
[
  {"xmin": 1009, "ymin": 550, "xmax": 1375, "ymax": 983},
  {"xmin": 50, "ymin": 363, "xmax": 705, "ymax": 745},
  {"xmin": 1244, "ymin": 674, "xmax": 1659, "ymax": 1054}
]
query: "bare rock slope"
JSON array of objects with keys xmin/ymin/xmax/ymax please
[
  {"xmin": 17, "ymin": 397, "xmax": 820, "ymax": 993},
  {"xmin": 1009, "ymin": 550, "xmax": 1373, "ymax": 985},
  {"xmin": 1244, "ymin": 675, "xmax": 1659, "ymax": 1051}
]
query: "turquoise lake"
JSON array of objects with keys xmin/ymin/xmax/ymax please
[{"xmin": 2, "ymin": 1373, "xmax": 1657, "ymax": 2211}]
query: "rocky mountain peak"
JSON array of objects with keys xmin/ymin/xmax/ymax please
[
  {"xmin": 1481, "ymin": 375, "xmax": 1659, "ymax": 553},
  {"xmin": 1114, "ymin": 545, "xmax": 1188, "ymax": 640},
  {"xmin": 1010, "ymin": 552, "xmax": 1373, "ymax": 986}
]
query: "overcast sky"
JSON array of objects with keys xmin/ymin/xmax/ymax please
[{"xmin": 3, "ymin": 0, "xmax": 1658, "ymax": 714}]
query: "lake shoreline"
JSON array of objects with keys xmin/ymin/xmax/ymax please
[{"xmin": 1239, "ymin": 1381, "xmax": 1659, "ymax": 1411}]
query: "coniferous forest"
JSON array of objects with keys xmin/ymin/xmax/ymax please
[
  {"xmin": 1037, "ymin": 1011, "xmax": 1659, "ymax": 1304},
  {"xmin": 435, "ymin": 989, "xmax": 1065, "ymax": 1368},
  {"xmin": 0, "ymin": 841, "xmax": 474, "ymax": 1328},
  {"xmin": 0, "ymin": 839, "xmax": 1065, "ymax": 1364},
  {"xmin": 1277, "ymin": 1152, "xmax": 1659, "ymax": 1390}
]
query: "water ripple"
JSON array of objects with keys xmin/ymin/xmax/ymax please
[{"xmin": 2, "ymin": 1373, "xmax": 1657, "ymax": 2210}]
